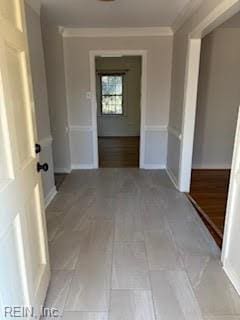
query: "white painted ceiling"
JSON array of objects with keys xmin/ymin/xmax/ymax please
[{"xmin": 41, "ymin": 0, "xmax": 196, "ymax": 28}]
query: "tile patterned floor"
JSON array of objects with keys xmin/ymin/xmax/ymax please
[{"xmin": 45, "ymin": 169, "xmax": 240, "ymax": 320}]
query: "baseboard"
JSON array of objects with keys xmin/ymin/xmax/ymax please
[
  {"xmin": 71, "ymin": 164, "xmax": 96, "ymax": 170},
  {"xmin": 54, "ymin": 168, "xmax": 72, "ymax": 174},
  {"xmin": 142, "ymin": 164, "xmax": 166, "ymax": 170},
  {"xmin": 223, "ymin": 260, "xmax": 240, "ymax": 296},
  {"xmin": 166, "ymin": 167, "xmax": 179, "ymax": 189},
  {"xmin": 45, "ymin": 186, "xmax": 57, "ymax": 208},
  {"xmin": 192, "ymin": 165, "xmax": 231, "ymax": 170}
]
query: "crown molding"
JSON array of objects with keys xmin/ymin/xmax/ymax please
[
  {"xmin": 172, "ymin": 0, "xmax": 202, "ymax": 32},
  {"xmin": 25, "ymin": 0, "xmax": 41, "ymax": 15},
  {"xmin": 61, "ymin": 27, "xmax": 173, "ymax": 38}
]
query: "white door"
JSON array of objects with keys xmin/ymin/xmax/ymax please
[
  {"xmin": 0, "ymin": 1, "xmax": 50, "ymax": 318},
  {"xmin": 222, "ymin": 107, "xmax": 240, "ymax": 295}
]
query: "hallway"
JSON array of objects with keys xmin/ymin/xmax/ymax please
[{"xmin": 45, "ymin": 169, "xmax": 240, "ymax": 320}]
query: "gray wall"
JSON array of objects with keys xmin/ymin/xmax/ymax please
[
  {"xmin": 63, "ymin": 36, "xmax": 173, "ymax": 168},
  {"xmin": 192, "ymin": 27, "xmax": 240, "ymax": 169},
  {"xmin": 41, "ymin": 22, "xmax": 71, "ymax": 173},
  {"xmin": 96, "ymin": 56, "xmax": 141, "ymax": 137},
  {"xmin": 25, "ymin": 3, "xmax": 55, "ymax": 204}
]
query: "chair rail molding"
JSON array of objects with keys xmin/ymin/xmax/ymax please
[
  {"xmin": 70, "ymin": 125, "xmax": 93, "ymax": 132},
  {"xmin": 60, "ymin": 27, "xmax": 173, "ymax": 38},
  {"xmin": 144, "ymin": 125, "xmax": 168, "ymax": 132}
]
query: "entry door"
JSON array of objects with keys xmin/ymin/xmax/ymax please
[
  {"xmin": 0, "ymin": 1, "xmax": 50, "ymax": 318},
  {"xmin": 222, "ymin": 107, "xmax": 240, "ymax": 295}
]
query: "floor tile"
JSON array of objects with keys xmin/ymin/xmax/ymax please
[
  {"xmin": 77, "ymin": 219, "xmax": 113, "ymax": 266},
  {"xmin": 114, "ymin": 197, "xmax": 144, "ymax": 242},
  {"xmin": 141, "ymin": 201, "xmax": 165, "ymax": 231},
  {"xmin": 144, "ymin": 228, "xmax": 183, "ymax": 270},
  {"xmin": 47, "ymin": 192, "xmax": 78, "ymax": 213},
  {"xmin": 49, "ymin": 231, "xmax": 81, "ymax": 270},
  {"xmin": 167, "ymin": 216, "xmax": 219, "ymax": 257},
  {"xmin": 183, "ymin": 256, "xmax": 240, "ymax": 316},
  {"xmin": 65, "ymin": 262, "xmax": 111, "ymax": 312},
  {"xmin": 205, "ymin": 316, "xmax": 240, "ymax": 320},
  {"xmin": 45, "ymin": 169, "xmax": 236, "ymax": 320},
  {"xmin": 84, "ymin": 197, "xmax": 115, "ymax": 220},
  {"xmin": 112, "ymin": 242, "xmax": 150, "ymax": 289},
  {"xmin": 44, "ymin": 271, "xmax": 73, "ymax": 316},
  {"xmin": 46, "ymin": 211, "xmax": 65, "ymax": 242},
  {"xmin": 150, "ymin": 270, "xmax": 203, "ymax": 320},
  {"xmin": 62, "ymin": 312, "xmax": 108, "ymax": 320},
  {"xmin": 109, "ymin": 290, "xmax": 155, "ymax": 320}
]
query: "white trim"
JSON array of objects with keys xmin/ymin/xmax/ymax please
[
  {"xmin": 168, "ymin": 126, "xmax": 182, "ymax": 140},
  {"xmin": 166, "ymin": 168, "xmax": 179, "ymax": 189},
  {"xmin": 179, "ymin": 39, "xmax": 202, "ymax": 193},
  {"xmin": 89, "ymin": 52, "xmax": 100, "ymax": 169},
  {"xmin": 70, "ymin": 125, "xmax": 93, "ymax": 132},
  {"xmin": 71, "ymin": 164, "xmax": 95, "ymax": 170},
  {"xmin": 24, "ymin": 0, "xmax": 41, "ymax": 15},
  {"xmin": 221, "ymin": 107, "xmax": 240, "ymax": 294},
  {"xmin": 144, "ymin": 125, "xmax": 167, "ymax": 132},
  {"xmin": 190, "ymin": 0, "xmax": 240, "ymax": 38},
  {"xmin": 62, "ymin": 40, "xmax": 73, "ymax": 173},
  {"xmin": 89, "ymin": 49, "xmax": 148, "ymax": 169},
  {"xmin": 179, "ymin": 0, "xmax": 240, "ymax": 193},
  {"xmin": 39, "ymin": 136, "xmax": 53, "ymax": 148},
  {"xmin": 54, "ymin": 168, "xmax": 71, "ymax": 174},
  {"xmin": 143, "ymin": 164, "xmax": 166, "ymax": 170},
  {"xmin": 45, "ymin": 186, "xmax": 57, "ymax": 208},
  {"xmin": 192, "ymin": 164, "xmax": 232, "ymax": 170},
  {"xmin": 223, "ymin": 261, "xmax": 240, "ymax": 296},
  {"xmin": 61, "ymin": 27, "xmax": 173, "ymax": 38}
]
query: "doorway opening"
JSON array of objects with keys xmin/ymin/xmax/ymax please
[
  {"xmin": 90, "ymin": 50, "xmax": 147, "ymax": 169},
  {"xmin": 184, "ymin": 11, "xmax": 240, "ymax": 248},
  {"xmin": 95, "ymin": 56, "xmax": 142, "ymax": 168}
]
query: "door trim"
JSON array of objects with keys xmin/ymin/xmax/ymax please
[
  {"xmin": 179, "ymin": 1, "xmax": 240, "ymax": 192},
  {"xmin": 89, "ymin": 50, "xmax": 147, "ymax": 169},
  {"xmin": 222, "ymin": 107, "xmax": 240, "ymax": 295}
]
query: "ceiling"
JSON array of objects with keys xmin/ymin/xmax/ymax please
[{"xmin": 41, "ymin": 0, "xmax": 197, "ymax": 28}]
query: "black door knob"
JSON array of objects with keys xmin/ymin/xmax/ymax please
[
  {"xmin": 37, "ymin": 162, "xmax": 49, "ymax": 172},
  {"xmin": 35, "ymin": 144, "xmax": 42, "ymax": 154}
]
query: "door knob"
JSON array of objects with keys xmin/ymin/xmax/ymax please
[
  {"xmin": 35, "ymin": 144, "xmax": 42, "ymax": 154},
  {"xmin": 37, "ymin": 162, "xmax": 49, "ymax": 173}
]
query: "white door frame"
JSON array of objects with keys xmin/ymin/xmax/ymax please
[
  {"xmin": 222, "ymin": 106, "xmax": 240, "ymax": 295},
  {"xmin": 178, "ymin": 0, "xmax": 240, "ymax": 291},
  {"xmin": 179, "ymin": 1, "xmax": 240, "ymax": 193},
  {"xmin": 89, "ymin": 50, "xmax": 147, "ymax": 168}
]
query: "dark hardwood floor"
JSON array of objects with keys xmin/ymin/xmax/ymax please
[
  {"xmin": 98, "ymin": 136, "xmax": 140, "ymax": 168},
  {"xmin": 188, "ymin": 169, "xmax": 231, "ymax": 248}
]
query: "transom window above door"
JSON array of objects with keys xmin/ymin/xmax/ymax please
[{"xmin": 100, "ymin": 74, "xmax": 124, "ymax": 115}]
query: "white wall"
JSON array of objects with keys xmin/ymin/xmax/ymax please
[
  {"xmin": 96, "ymin": 56, "xmax": 141, "ymax": 137},
  {"xmin": 167, "ymin": 0, "xmax": 240, "ymax": 185},
  {"xmin": 63, "ymin": 35, "xmax": 173, "ymax": 169},
  {"xmin": 41, "ymin": 22, "xmax": 71, "ymax": 173},
  {"xmin": 193, "ymin": 27, "xmax": 240, "ymax": 169},
  {"xmin": 25, "ymin": 3, "xmax": 56, "ymax": 206}
]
